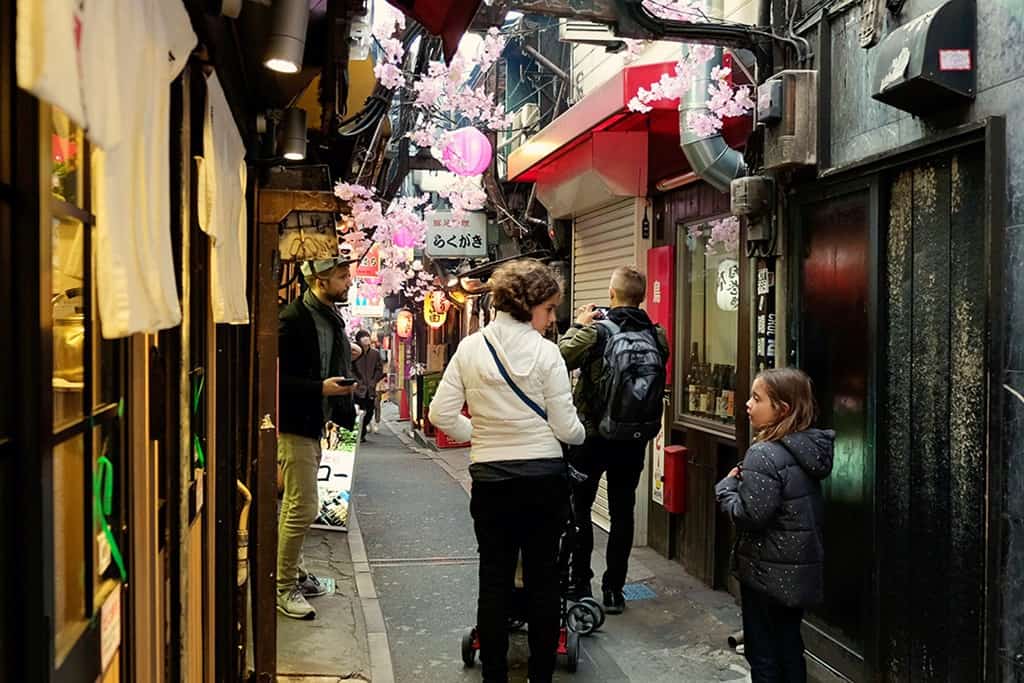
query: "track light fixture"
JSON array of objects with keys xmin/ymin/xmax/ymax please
[
  {"xmin": 263, "ymin": 0, "xmax": 310, "ymax": 74},
  {"xmin": 281, "ymin": 108, "xmax": 307, "ymax": 161}
]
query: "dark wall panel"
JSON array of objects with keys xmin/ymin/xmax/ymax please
[{"xmin": 908, "ymin": 160, "xmax": 953, "ymax": 681}]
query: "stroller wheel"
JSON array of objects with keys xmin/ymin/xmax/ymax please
[
  {"xmin": 566, "ymin": 632, "xmax": 580, "ymax": 672},
  {"xmin": 461, "ymin": 632, "xmax": 476, "ymax": 667},
  {"xmin": 579, "ymin": 597, "xmax": 606, "ymax": 630},
  {"xmin": 566, "ymin": 603, "xmax": 598, "ymax": 636}
]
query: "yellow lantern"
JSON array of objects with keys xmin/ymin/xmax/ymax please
[{"xmin": 424, "ymin": 291, "xmax": 450, "ymax": 329}]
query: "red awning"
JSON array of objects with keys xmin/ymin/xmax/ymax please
[
  {"xmin": 386, "ymin": 0, "xmax": 483, "ymax": 63},
  {"xmin": 507, "ymin": 62, "xmax": 686, "ymax": 183}
]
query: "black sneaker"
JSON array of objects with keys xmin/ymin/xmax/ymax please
[{"xmin": 603, "ymin": 589, "xmax": 625, "ymax": 615}]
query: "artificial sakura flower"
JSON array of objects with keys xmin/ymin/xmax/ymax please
[
  {"xmin": 374, "ymin": 62, "xmax": 405, "ymax": 89},
  {"xmin": 379, "ymin": 267, "xmax": 407, "ymax": 295},
  {"xmin": 687, "ymin": 111, "xmax": 724, "ymax": 138}
]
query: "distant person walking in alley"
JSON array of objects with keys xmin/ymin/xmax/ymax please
[
  {"xmin": 430, "ymin": 259, "xmax": 585, "ymax": 683},
  {"xmin": 352, "ymin": 329, "xmax": 384, "ymax": 442},
  {"xmin": 276, "ymin": 257, "xmax": 359, "ymax": 620},
  {"xmin": 715, "ymin": 367, "xmax": 834, "ymax": 682},
  {"xmin": 559, "ymin": 265, "xmax": 669, "ymax": 614}
]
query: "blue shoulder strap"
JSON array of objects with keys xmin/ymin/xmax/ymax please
[{"xmin": 483, "ymin": 335, "xmax": 548, "ymax": 420}]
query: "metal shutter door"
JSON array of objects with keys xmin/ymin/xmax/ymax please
[{"xmin": 572, "ymin": 199, "xmax": 637, "ymax": 532}]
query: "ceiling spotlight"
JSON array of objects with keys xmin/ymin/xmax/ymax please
[
  {"xmin": 281, "ymin": 108, "xmax": 307, "ymax": 161},
  {"xmin": 263, "ymin": 0, "xmax": 310, "ymax": 74}
]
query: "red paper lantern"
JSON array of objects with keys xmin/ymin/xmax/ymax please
[{"xmin": 441, "ymin": 127, "xmax": 492, "ymax": 176}]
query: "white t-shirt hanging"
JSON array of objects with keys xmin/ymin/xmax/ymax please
[
  {"xmin": 16, "ymin": 0, "xmax": 86, "ymax": 126},
  {"xmin": 90, "ymin": 0, "xmax": 197, "ymax": 338},
  {"xmin": 198, "ymin": 73, "xmax": 250, "ymax": 324}
]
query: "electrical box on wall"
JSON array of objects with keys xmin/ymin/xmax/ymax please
[
  {"xmin": 871, "ymin": 0, "xmax": 975, "ymax": 115},
  {"xmin": 731, "ymin": 176, "xmax": 774, "ymax": 216},
  {"xmin": 759, "ymin": 70, "xmax": 818, "ymax": 170}
]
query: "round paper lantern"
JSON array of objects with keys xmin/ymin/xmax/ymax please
[
  {"xmin": 441, "ymin": 127, "xmax": 492, "ymax": 176},
  {"xmin": 716, "ymin": 259, "xmax": 740, "ymax": 312}
]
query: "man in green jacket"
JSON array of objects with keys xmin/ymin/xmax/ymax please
[{"xmin": 559, "ymin": 265, "xmax": 669, "ymax": 614}]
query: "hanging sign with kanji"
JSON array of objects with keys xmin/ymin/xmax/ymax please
[{"xmin": 425, "ymin": 211, "xmax": 487, "ymax": 258}]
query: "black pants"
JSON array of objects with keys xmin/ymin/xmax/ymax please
[
  {"xmin": 355, "ymin": 395, "xmax": 375, "ymax": 439},
  {"xmin": 741, "ymin": 583, "xmax": 807, "ymax": 683},
  {"xmin": 569, "ymin": 434, "xmax": 646, "ymax": 593},
  {"xmin": 470, "ymin": 474, "xmax": 568, "ymax": 683}
]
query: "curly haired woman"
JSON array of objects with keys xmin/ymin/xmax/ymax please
[{"xmin": 430, "ymin": 259, "xmax": 585, "ymax": 683}]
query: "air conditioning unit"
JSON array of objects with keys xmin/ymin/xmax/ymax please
[
  {"xmin": 760, "ymin": 70, "xmax": 817, "ymax": 170},
  {"xmin": 519, "ymin": 103, "xmax": 540, "ymax": 129},
  {"xmin": 499, "ymin": 103, "xmax": 541, "ymax": 155},
  {"xmin": 558, "ymin": 19, "xmax": 620, "ymax": 47}
]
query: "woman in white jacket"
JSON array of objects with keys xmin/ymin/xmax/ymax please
[{"xmin": 429, "ymin": 259, "xmax": 585, "ymax": 683}]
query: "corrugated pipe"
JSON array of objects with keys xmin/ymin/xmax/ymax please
[{"xmin": 679, "ymin": 0, "xmax": 748, "ymax": 192}]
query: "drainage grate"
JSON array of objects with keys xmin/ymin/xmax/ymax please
[{"xmin": 621, "ymin": 583, "xmax": 657, "ymax": 601}]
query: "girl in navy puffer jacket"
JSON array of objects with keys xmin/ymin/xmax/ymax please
[{"xmin": 716, "ymin": 367, "xmax": 834, "ymax": 683}]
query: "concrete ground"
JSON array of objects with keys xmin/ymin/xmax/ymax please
[
  {"xmin": 271, "ymin": 403, "xmax": 750, "ymax": 682},
  {"xmin": 274, "ymin": 527, "xmax": 372, "ymax": 681}
]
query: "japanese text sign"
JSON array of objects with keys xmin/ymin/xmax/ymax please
[{"xmin": 426, "ymin": 211, "xmax": 487, "ymax": 258}]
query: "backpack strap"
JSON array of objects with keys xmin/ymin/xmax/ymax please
[{"xmin": 483, "ymin": 335, "xmax": 548, "ymax": 421}]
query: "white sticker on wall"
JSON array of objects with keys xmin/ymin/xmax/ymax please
[{"xmin": 939, "ymin": 49, "xmax": 972, "ymax": 71}]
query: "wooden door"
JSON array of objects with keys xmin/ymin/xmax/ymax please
[
  {"xmin": 797, "ymin": 185, "xmax": 875, "ymax": 680},
  {"xmin": 878, "ymin": 147, "xmax": 987, "ymax": 681}
]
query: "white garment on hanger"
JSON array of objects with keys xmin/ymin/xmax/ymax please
[
  {"xmin": 16, "ymin": 0, "xmax": 86, "ymax": 127},
  {"xmin": 89, "ymin": 0, "xmax": 197, "ymax": 338},
  {"xmin": 198, "ymin": 73, "xmax": 249, "ymax": 324}
]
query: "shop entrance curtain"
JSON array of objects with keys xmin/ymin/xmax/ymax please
[{"xmin": 18, "ymin": 0, "xmax": 198, "ymax": 337}]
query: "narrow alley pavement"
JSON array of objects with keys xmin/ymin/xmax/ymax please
[{"xmin": 341, "ymin": 407, "xmax": 751, "ymax": 683}]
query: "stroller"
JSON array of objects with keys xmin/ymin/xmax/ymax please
[{"xmin": 460, "ymin": 467, "xmax": 605, "ymax": 673}]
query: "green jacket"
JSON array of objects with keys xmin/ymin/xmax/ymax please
[{"xmin": 558, "ymin": 307, "xmax": 670, "ymax": 438}]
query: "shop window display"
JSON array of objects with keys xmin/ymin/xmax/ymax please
[
  {"xmin": 43, "ymin": 105, "xmax": 127, "ymax": 673},
  {"xmin": 677, "ymin": 216, "xmax": 739, "ymax": 429}
]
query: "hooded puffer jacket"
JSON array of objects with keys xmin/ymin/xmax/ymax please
[{"xmin": 715, "ymin": 428, "xmax": 835, "ymax": 608}]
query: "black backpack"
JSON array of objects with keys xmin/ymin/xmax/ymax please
[{"xmin": 594, "ymin": 320, "xmax": 666, "ymax": 441}]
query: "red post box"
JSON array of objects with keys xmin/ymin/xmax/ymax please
[{"xmin": 663, "ymin": 445, "xmax": 688, "ymax": 514}]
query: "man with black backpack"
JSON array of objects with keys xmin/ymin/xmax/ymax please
[{"xmin": 559, "ymin": 265, "xmax": 669, "ymax": 615}]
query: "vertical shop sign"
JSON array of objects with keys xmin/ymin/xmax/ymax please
[
  {"xmin": 756, "ymin": 258, "xmax": 776, "ymax": 371},
  {"xmin": 645, "ymin": 246, "xmax": 675, "ymax": 378}
]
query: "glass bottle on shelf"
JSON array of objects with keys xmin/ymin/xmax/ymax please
[
  {"xmin": 702, "ymin": 363, "xmax": 715, "ymax": 416},
  {"xmin": 696, "ymin": 362, "xmax": 704, "ymax": 417},
  {"xmin": 725, "ymin": 365, "xmax": 737, "ymax": 423},
  {"xmin": 686, "ymin": 343, "xmax": 700, "ymax": 414},
  {"xmin": 715, "ymin": 365, "xmax": 728, "ymax": 421}
]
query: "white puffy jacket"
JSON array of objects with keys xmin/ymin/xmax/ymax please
[{"xmin": 428, "ymin": 312, "xmax": 585, "ymax": 464}]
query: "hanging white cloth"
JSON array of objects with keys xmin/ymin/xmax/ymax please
[
  {"xmin": 197, "ymin": 73, "xmax": 250, "ymax": 324},
  {"xmin": 18, "ymin": 0, "xmax": 197, "ymax": 338},
  {"xmin": 16, "ymin": 0, "xmax": 86, "ymax": 127},
  {"xmin": 89, "ymin": 0, "xmax": 196, "ymax": 337}
]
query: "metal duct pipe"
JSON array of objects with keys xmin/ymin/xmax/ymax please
[{"xmin": 679, "ymin": 0, "xmax": 748, "ymax": 192}]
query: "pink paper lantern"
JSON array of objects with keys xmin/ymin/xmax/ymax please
[
  {"xmin": 393, "ymin": 226, "xmax": 417, "ymax": 248},
  {"xmin": 441, "ymin": 127, "xmax": 492, "ymax": 176}
]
